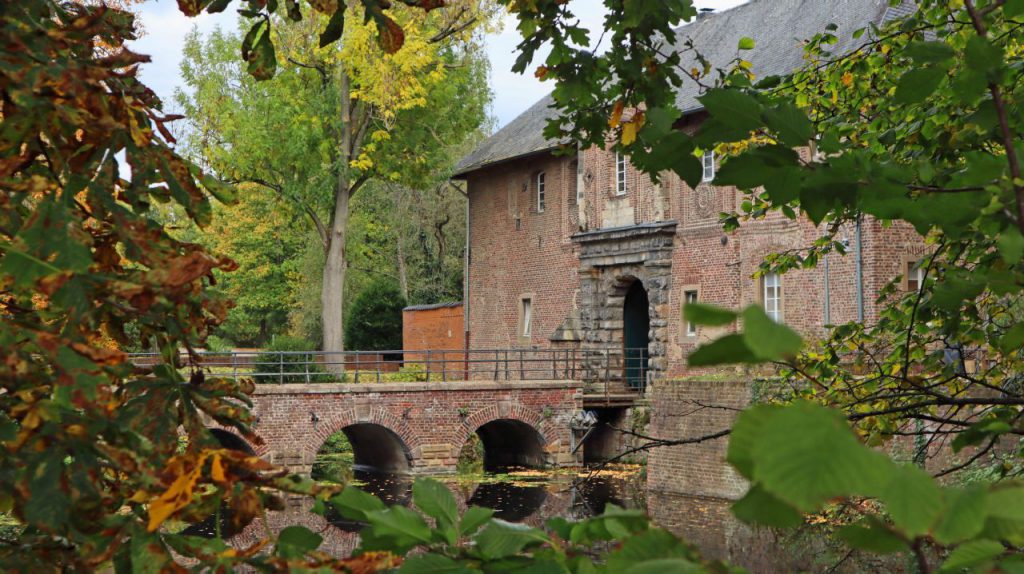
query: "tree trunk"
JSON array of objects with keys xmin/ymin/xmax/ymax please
[
  {"xmin": 321, "ymin": 182, "xmax": 349, "ymax": 359},
  {"xmin": 322, "ymin": 65, "xmax": 354, "ymax": 362},
  {"xmin": 397, "ymin": 237, "xmax": 409, "ymax": 301}
]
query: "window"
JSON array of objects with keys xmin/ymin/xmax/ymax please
[
  {"xmin": 521, "ymin": 297, "xmax": 533, "ymax": 337},
  {"xmin": 684, "ymin": 290, "xmax": 698, "ymax": 336},
  {"xmin": 762, "ymin": 272, "xmax": 782, "ymax": 322},
  {"xmin": 576, "ymin": 160, "xmax": 585, "ymax": 204},
  {"xmin": 907, "ymin": 260, "xmax": 925, "ymax": 291},
  {"xmin": 536, "ymin": 172, "xmax": 546, "ymax": 212},
  {"xmin": 701, "ymin": 150, "xmax": 715, "ymax": 182},
  {"xmin": 615, "ymin": 152, "xmax": 627, "ymax": 195}
]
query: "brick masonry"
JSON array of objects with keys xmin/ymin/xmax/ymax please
[
  {"xmin": 461, "ymin": 124, "xmax": 925, "ymax": 378},
  {"xmin": 403, "ymin": 303, "xmax": 465, "ymax": 361},
  {"xmin": 646, "ymin": 379, "xmax": 751, "ymax": 500},
  {"xmin": 244, "ymin": 381, "xmax": 584, "ymax": 475}
]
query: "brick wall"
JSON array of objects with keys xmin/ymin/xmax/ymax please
[
  {"xmin": 462, "ymin": 120, "xmax": 926, "ymax": 376},
  {"xmin": 247, "ymin": 381, "xmax": 583, "ymax": 475},
  {"xmin": 465, "ymin": 154, "xmax": 581, "ymax": 351},
  {"xmin": 403, "ymin": 303, "xmax": 465, "ymax": 360},
  {"xmin": 646, "ymin": 378, "xmax": 751, "ymax": 500}
]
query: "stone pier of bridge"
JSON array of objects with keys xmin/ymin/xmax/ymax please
[{"xmin": 246, "ymin": 380, "xmax": 584, "ymax": 475}]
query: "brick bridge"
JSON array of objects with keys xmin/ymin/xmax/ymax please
[{"xmin": 245, "ymin": 380, "xmax": 584, "ymax": 475}]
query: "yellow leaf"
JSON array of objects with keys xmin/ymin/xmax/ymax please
[
  {"xmin": 609, "ymin": 100, "xmax": 625, "ymax": 129},
  {"xmin": 841, "ymin": 71, "xmax": 854, "ymax": 86},
  {"xmin": 621, "ymin": 122, "xmax": 638, "ymax": 146},
  {"xmin": 211, "ymin": 453, "xmax": 226, "ymax": 482}
]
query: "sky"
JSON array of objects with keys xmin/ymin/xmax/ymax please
[{"xmin": 130, "ymin": 0, "xmax": 749, "ymax": 129}]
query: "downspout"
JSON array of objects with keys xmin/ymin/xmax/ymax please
[
  {"xmin": 449, "ymin": 180, "xmax": 471, "ymax": 377},
  {"xmin": 823, "ymin": 254, "xmax": 830, "ymax": 325},
  {"xmin": 855, "ymin": 215, "xmax": 864, "ymax": 323}
]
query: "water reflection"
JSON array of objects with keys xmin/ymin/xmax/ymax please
[{"xmin": 466, "ymin": 479, "xmax": 547, "ymax": 521}]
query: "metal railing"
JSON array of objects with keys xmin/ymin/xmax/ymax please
[{"xmin": 128, "ymin": 347, "xmax": 651, "ymax": 396}]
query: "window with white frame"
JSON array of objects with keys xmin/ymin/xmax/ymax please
[
  {"xmin": 702, "ymin": 150, "xmax": 716, "ymax": 182},
  {"xmin": 762, "ymin": 272, "xmax": 782, "ymax": 322},
  {"xmin": 536, "ymin": 171, "xmax": 546, "ymax": 212},
  {"xmin": 684, "ymin": 290, "xmax": 698, "ymax": 336},
  {"xmin": 521, "ymin": 297, "xmax": 533, "ymax": 337},
  {"xmin": 907, "ymin": 260, "xmax": 925, "ymax": 291},
  {"xmin": 615, "ymin": 152, "xmax": 627, "ymax": 195},
  {"xmin": 576, "ymin": 160, "xmax": 585, "ymax": 204}
]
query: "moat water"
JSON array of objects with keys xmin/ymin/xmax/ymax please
[{"xmin": 198, "ymin": 465, "xmax": 896, "ymax": 573}]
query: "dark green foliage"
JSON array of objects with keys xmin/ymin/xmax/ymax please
[
  {"xmin": 344, "ymin": 279, "xmax": 406, "ymax": 352},
  {"xmin": 311, "ymin": 431, "xmax": 353, "ymax": 484},
  {"xmin": 256, "ymin": 335, "xmax": 328, "ymax": 383}
]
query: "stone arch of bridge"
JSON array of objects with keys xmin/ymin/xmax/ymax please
[
  {"xmin": 455, "ymin": 405, "xmax": 555, "ymax": 470},
  {"xmin": 309, "ymin": 407, "xmax": 416, "ymax": 474}
]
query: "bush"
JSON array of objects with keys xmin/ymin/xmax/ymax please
[
  {"xmin": 256, "ymin": 335, "xmax": 330, "ymax": 384},
  {"xmin": 344, "ymin": 279, "xmax": 405, "ymax": 352}
]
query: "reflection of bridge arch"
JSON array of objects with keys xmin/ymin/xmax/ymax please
[
  {"xmin": 457, "ymin": 405, "xmax": 555, "ymax": 470},
  {"xmin": 310, "ymin": 408, "xmax": 415, "ymax": 474}
]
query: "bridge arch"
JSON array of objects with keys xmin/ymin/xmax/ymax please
[
  {"xmin": 310, "ymin": 407, "xmax": 415, "ymax": 474},
  {"xmin": 457, "ymin": 405, "xmax": 555, "ymax": 471}
]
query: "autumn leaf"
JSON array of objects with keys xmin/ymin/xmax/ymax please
[{"xmin": 609, "ymin": 100, "xmax": 625, "ymax": 128}]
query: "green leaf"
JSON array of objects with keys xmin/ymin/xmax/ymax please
[
  {"xmin": 904, "ymin": 41, "xmax": 955, "ymax": 63},
  {"xmin": 743, "ymin": 402, "xmax": 893, "ymax": 512},
  {"xmin": 893, "ymin": 66, "xmax": 946, "ymax": 104},
  {"xmin": 24, "ymin": 454, "xmax": 69, "ymax": 530},
  {"xmin": 606, "ymin": 529, "xmax": 696, "ymax": 573},
  {"xmin": 0, "ymin": 412, "xmax": 16, "ymax": 442},
  {"xmin": 1000, "ymin": 323, "xmax": 1024, "ymax": 354},
  {"xmin": 398, "ymin": 553, "xmax": 474, "ymax": 574},
  {"xmin": 330, "ymin": 486, "xmax": 385, "ymax": 522},
  {"xmin": 276, "ymin": 525, "xmax": 323, "ymax": 558},
  {"xmin": 130, "ymin": 529, "xmax": 173, "ymax": 574},
  {"xmin": 738, "ymin": 36, "xmax": 755, "ymax": 50},
  {"xmin": 475, "ymin": 520, "xmax": 548, "ymax": 559},
  {"xmin": 940, "ymin": 540, "xmax": 1004, "ymax": 573},
  {"xmin": 698, "ymin": 89, "xmax": 764, "ymax": 134},
  {"xmin": 365, "ymin": 506, "xmax": 433, "ymax": 545},
  {"xmin": 837, "ymin": 520, "xmax": 907, "ymax": 554},
  {"xmin": 682, "ymin": 303, "xmax": 736, "ymax": 326},
  {"xmin": 933, "ymin": 486, "xmax": 988, "ymax": 545},
  {"xmin": 984, "ymin": 487, "xmax": 1024, "ymax": 521},
  {"xmin": 741, "ymin": 305, "xmax": 803, "ymax": 361},
  {"xmin": 762, "ymin": 103, "xmax": 813, "ymax": 147},
  {"xmin": 879, "ymin": 464, "xmax": 942, "ymax": 537},
  {"xmin": 622, "ymin": 559, "xmax": 701, "ymax": 574},
  {"xmin": 998, "ymin": 229, "xmax": 1024, "ymax": 263},
  {"xmin": 687, "ymin": 334, "xmax": 758, "ymax": 366},
  {"xmin": 731, "ymin": 484, "xmax": 803, "ymax": 528},
  {"xmin": 413, "ymin": 478, "xmax": 458, "ymax": 529},
  {"xmin": 727, "ymin": 404, "xmax": 780, "ymax": 479},
  {"xmin": 1007, "ymin": 0, "xmax": 1024, "ymax": 17},
  {"xmin": 460, "ymin": 506, "xmax": 494, "ymax": 536}
]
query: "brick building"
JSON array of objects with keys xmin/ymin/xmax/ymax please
[{"xmin": 454, "ymin": 0, "xmax": 923, "ymax": 386}]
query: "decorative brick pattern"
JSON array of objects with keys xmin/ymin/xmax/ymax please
[{"xmin": 244, "ymin": 381, "xmax": 584, "ymax": 475}]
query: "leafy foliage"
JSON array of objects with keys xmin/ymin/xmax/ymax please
[
  {"xmin": 256, "ymin": 335, "xmax": 331, "ymax": 383},
  {"xmin": 344, "ymin": 279, "xmax": 406, "ymax": 352}
]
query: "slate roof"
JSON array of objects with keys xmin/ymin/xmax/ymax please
[{"xmin": 455, "ymin": 0, "xmax": 912, "ymax": 177}]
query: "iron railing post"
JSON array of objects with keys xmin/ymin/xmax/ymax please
[
  {"xmin": 305, "ymin": 352, "xmax": 311, "ymax": 384},
  {"xmin": 442, "ymin": 351, "xmax": 447, "ymax": 382},
  {"xmin": 425, "ymin": 350, "xmax": 431, "ymax": 382},
  {"xmin": 355, "ymin": 352, "xmax": 360, "ymax": 384}
]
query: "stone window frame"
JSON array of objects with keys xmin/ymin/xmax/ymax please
[
  {"xmin": 615, "ymin": 152, "xmax": 627, "ymax": 196},
  {"xmin": 701, "ymin": 150, "xmax": 716, "ymax": 182},
  {"xmin": 536, "ymin": 171, "xmax": 546, "ymax": 213},
  {"xmin": 681, "ymin": 285, "xmax": 700, "ymax": 337},
  {"xmin": 759, "ymin": 272, "xmax": 783, "ymax": 322},
  {"xmin": 517, "ymin": 293, "xmax": 535, "ymax": 345},
  {"xmin": 900, "ymin": 255, "xmax": 926, "ymax": 292}
]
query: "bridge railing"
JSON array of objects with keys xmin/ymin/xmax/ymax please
[{"xmin": 127, "ymin": 347, "xmax": 649, "ymax": 394}]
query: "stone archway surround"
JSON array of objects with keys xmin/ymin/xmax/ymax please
[{"xmin": 572, "ymin": 221, "xmax": 676, "ymax": 389}]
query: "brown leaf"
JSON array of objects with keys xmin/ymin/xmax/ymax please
[
  {"xmin": 377, "ymin": 15, "xmax": 405, "ymax": 54},
  {"xmin": 70, "ymin": 342, "xmax": 127, "ymax": 366}
]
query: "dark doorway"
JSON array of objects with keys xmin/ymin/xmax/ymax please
[{"xmin": 623, "ymin": 281, "xmax": 650, "ymax": 390}]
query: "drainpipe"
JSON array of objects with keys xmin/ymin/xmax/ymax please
[
  {"xmin": 823, "ymin": 254, "xmax": 830, "ymax": 326},
  {"xmin": 855, "ymin": 215, "xmax": 864, "ymax": 323},
  {"xmin": 450, "ymin": 180, "xmax": 471, "ymax": 375}
]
